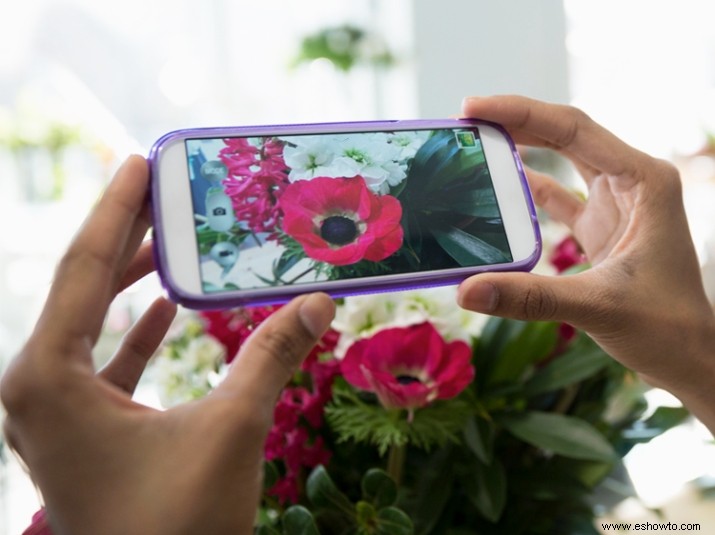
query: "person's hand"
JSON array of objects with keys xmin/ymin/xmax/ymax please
[
  {"xmin": 0, "ymin": 155, "xmax": 336, "ymax": 535},
  {"xmin": 457, "ymin": 95, "xmax": 715, "ymax": 429}
]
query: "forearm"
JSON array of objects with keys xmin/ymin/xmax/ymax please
[{"xmin": 640, "ymin": 315, "xmax": 715, "ymax": 435}]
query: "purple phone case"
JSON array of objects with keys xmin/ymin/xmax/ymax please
[{"xmin": 147, "ymin": 119, "xmax": 542, "ymax": 310}]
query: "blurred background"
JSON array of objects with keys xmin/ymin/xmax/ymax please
[{"xmin": 1, "ymin": 1, "xmax": 715, "ymax": 533}]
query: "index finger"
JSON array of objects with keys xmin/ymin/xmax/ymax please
[
  {"xmin": 462, "ymin": 95, "xmax": 649, "ymax": 178},
  {"xmin": 35, "ymin": 155, "xmax": 151, "ymax": 351}
]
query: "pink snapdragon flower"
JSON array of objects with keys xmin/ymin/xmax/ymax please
[
  {"xmin": 219, "ymin": 137, "xmax": 290, "ymax": 236},
  {"xmin": 340, "ymin": 322, "xmax": 474, "ymax": 415},
  {"xmin": 219, "ymin": 137, "xmax": 286, "ymax": 176},
  {"xmin": 199, "ymin": 305, "xmax": 277, "ymax": 363}
]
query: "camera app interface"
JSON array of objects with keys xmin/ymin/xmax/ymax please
[{"xmin": 185, "ymin": 128, "xmax": 513, "ymax": 294}]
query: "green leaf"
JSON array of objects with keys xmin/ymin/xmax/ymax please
[
  {"xmin": 356, "ymin": 500, "xmax": 378, "ymax": 527},
  {"xmin": 500, "ymin": 412, "xmax": 616, "ymax": 462},
  {"xmin": 305, "ymin": 465, "xmax": 355, "ymax": 516},
  {"xmin": 272, "ymin": 250, "xmax": 301, "ymax": 280},
  {"xmin": 486, "ymin": 321, "xmax": 558, "ymax": 387},
  {"xmin": 643, "ymin": 405, "xmax": 690, "ymax": 431},
  {"xmin": 406, "ymin": 130, "xmax": 487, "ymax": 199},
  {"xmin": 263, "ymin": 461, "xmax": 279, "ymax": 490},
  {"xmin": 462, "ymin": 457, "xmax": 507, "ymax": 523},
  {"xmin": 282, "ymin": 506, "xmax": 320, "ymax": 535},
  {"xmin": 375, "ymin": 507, "xmax": 414, "ymax": 535},
  {"xmin": 361, "ymin": 469, "xmax": 398, "ymax": 509},
  {"xmin": 523, "ymin": 333, "xmax": 611, "ymax": 395},
  {"xmin": 432, "ymin": 187, "xmax": 500, "ymax": 218},
  {"xmin": 256, "ymin": 525, "xmax": 281, "ymax": 535},
  {"xmin": 464, "ymin": 416, "xmax": 495, "ymax": 465},
  {"xmin": 400, "ymin": 446, "xmax": 454, "ymax": 534},
  {"xmin": 409, "ymin": 130, "xmax": 454, "ymax": 178},
  {"xmin": 431, "ymin": 225, "xmax": 510, "ymax": 267},
  {"xmin": 622, "ymin": 406, "xmax": 691, "ymax": 443}
]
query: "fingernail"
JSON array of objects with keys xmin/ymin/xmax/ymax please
[
  {"xmin": 299, "ymin": 293, "xmax": 336, "ymax": 338},
  {"xmin": 458, "ymin": 281, "xmax": 498, "ymax": 313}
]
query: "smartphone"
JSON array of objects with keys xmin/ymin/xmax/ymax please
[{"xmin": 148, "ymin": 119, "xmax": 541, "ymax": 309}]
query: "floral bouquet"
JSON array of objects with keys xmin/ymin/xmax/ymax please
[{"xmin": 154, "ymin": 239, "xmax": 688, "ymax": 534}]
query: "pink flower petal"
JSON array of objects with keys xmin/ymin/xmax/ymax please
[{"xmin": 340, "ymin": 322, "xmax": 475, "ymax": 410}]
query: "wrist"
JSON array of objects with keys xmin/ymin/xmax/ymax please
[{"xmin": 642, "ymin": 314, "xmax": 715, "ymax": 433}]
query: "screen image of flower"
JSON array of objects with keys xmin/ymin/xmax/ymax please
[{"xmin": 185, "ymin": 128, "xmax": 513, "ymax": 294}]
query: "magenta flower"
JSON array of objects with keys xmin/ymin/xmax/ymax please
[
  {"xmin": 263, "ymin": 327, "xmax": 340, "ymax": 505},
  {"xmin": 279, "ymin": 176, "xmax": 403, "ymax": 266},
  {"xmin": 340, "ymin": 322, "xmax": 475, "ymax": 412},
  {"xmin": 200, "ymin": 306, "xmax": 278, "ymax": 363},
  {"xmin": 219, "ymin": 137, "xmax": 290, "ymax": 236},
  {"xmin": 219, "ymin": 137, "xmax": 286, "ymax": 177},
  {"xmin": 549, "ymin": 236, "xmax": 586, "ymax": 273}
]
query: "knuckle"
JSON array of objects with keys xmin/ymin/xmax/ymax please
[
  {"xmin": 0, "ymin": 338, "xmax": 71, "ymax": 417},
  {"xmin": 521, "ymin": 284, "xmax": 559, "ymax": 321},
  {"xmin": 654, "ymin": 159, "xmax": 682, "ymax": 191},
  {"xmin": 0, "ymin": 359, "xmax": 36, "ymax": 416},
  {"xmin": 555, "ymin": 105, "xmax": 590, "ymax": 148},
  {"xmin": 253, "ymin": 324, "xmax": 305, "ymax": 377}
]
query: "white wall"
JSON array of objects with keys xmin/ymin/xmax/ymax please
[{"xmin": 411, "ymin": 0, "xmax": 569, "ymax": 117}]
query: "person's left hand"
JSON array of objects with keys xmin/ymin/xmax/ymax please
[{"xmin": 1, "ymin": 155, "xmax": 335, "ymax": 535}]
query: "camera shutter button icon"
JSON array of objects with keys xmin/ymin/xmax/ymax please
[{"xmin": 205, "ymin": 187, "xmax": 235, "ymax": 232}]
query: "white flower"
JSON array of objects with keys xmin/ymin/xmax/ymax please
[
  {"xmin": 387, "ymin": 131, "xmax": 431, "ymax": 160},
  {"xmin": 332, "ymin": 286, "xmax": 487, "ymax": 357},
  {"xmin": 281, "ymin": 132, "xmax": 419, "ymax": 194},
  {"xmin": 154, "ymin": 334, "xmax": 226, "ymax": 408},
  {"xmin": 331, "ymin": 133, "xmax": 407, "ymax": 193},
  {"xmin": 281, "ymin": 135, "xmax": 338, "ymax": 181}
]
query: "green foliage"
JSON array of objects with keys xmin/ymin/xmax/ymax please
[
  {"xmin": 361, "ymin": 469, "xmax": 398, "ymax": 510},
  {"xmin": 499, "ymin": 411, "xmax": 616, "ymax": 462},
  {"xmin": 282, "ymin": 506, "xmax": 320, "ymax": 535},
  {"xmin": 195, "ymin": 222, "xmax": 248, "ymax": 256},
  {"xmin": 256, "ymin": 312, "xmax": 687, "ymax": 534},
  {"xmin": 523, "ymin": 332, "xmax": 611, "ymax": 395},
  {"xmin": 325, "ymin": 389, "xmax": 471, "ymax": 456},
  {"xmin": 265, "ymin": 466, "xmax": 414, "ymax": 535},
  {"xmin": 398, "ymin": 130, "xmax": 512, "ymax": 270},
  {"xmin": 292, "ymin": 25, "xmax": 394, "ymax": 72}
]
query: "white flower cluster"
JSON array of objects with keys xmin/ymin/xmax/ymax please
[
  {"xmin": 331, "ymin": 285, "xmax": 488, "ymax": 357},
  {"xmin": 154, "ymin": 332, "xmax": 227, "ymax": 408},
  {"xmin": 281, "ymin": 131, "xmax": 430, "ymax": 194}
]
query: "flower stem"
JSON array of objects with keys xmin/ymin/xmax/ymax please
[
  {"xmin": 387, "ymin": 443, "xmax": 406, "ymax": 486},
  {"xmin": 285, "ymin": 266, "xmax": 315, "ymax": 285}
]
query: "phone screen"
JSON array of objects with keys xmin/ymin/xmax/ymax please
[{"xmin": 184, "ymin": 128, "xmax": 513, "ymax": 294}]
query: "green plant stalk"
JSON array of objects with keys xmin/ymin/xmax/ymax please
[
  {"xmin": 386, "ymin": 443, "xmax": 406, "ymax": 486},
  {"xmin": 285, "ymin": 265, "xmax": 316, "ymax": 285}
]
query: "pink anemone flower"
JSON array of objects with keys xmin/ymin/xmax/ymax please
[
  {"xmin": 279, "ymin": 176, "xmax": 403, "ymax": 266},
  {"xmin": 340, "ymin": 322, "xmax": 475, "ymax": 416}
]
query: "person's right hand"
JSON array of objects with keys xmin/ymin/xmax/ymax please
[{"xmin": 457, "ymin": 96, "xmax": 715, "ymax": 430}]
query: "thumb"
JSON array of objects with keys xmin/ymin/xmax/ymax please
[
  {"xmin": 457, "ymin": 271, "xmax": 601, "ymax": 328},
  {"xmin": 215, "ymin": 293, "xmax": 335, "ymax": 406}
]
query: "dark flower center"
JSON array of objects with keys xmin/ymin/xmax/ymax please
[
  {"xmin": 395, "ymin": 375, "xmax": 421, "ymax": 385},
  {"xmin": 320, "ymin": 216, "xmax": 359, "ymax": 246}
]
